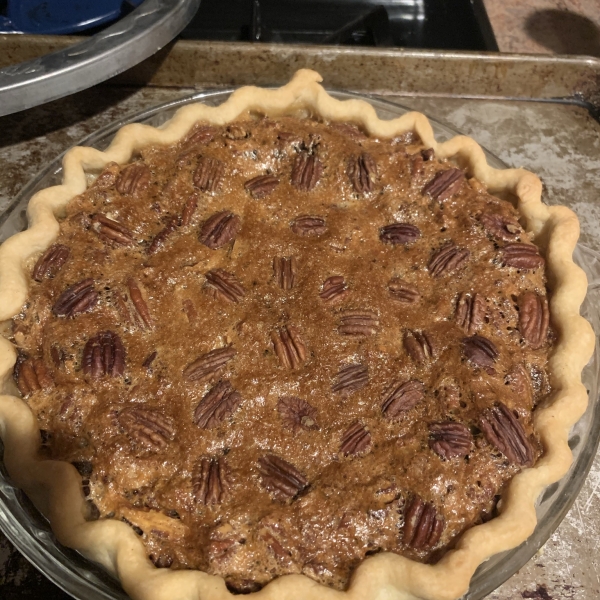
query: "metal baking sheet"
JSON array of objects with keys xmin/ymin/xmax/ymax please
[{"xmin": 0, "ymin": 40, "xmax": 598, "ymax": 599}]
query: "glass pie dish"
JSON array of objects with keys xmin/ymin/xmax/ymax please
[{"xmin": 0, "ymin": 90, "xmax": 598, "ymax": 600}]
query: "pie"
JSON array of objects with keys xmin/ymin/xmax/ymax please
[{"xmin": 0, "ymin": 70, "xmax": 594, "ymax": 600}]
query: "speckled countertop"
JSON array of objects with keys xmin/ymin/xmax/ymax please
[{"xmin": 483, "ymin": 0, "xmax": 600, "ymax": 56}]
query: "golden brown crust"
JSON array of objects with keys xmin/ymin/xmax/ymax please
[{"xmin": 0, "ymin": 69, "xmax": 594, "ymax": 600}]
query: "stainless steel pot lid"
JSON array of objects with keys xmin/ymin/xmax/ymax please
[{"xmin": 0, "ymin": 0, "xmax": 200, "ymax": 117}]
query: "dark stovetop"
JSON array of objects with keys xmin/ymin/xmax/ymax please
[{"xmin": 180, "ymin": 0, "xmax": 498, "ymax": 50}]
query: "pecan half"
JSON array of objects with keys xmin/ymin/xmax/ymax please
[
  {"xmin": 320, "ymin": 276, "xmax": 349, "ymax": 303},
  {"xmin": 479, "ymin": 213, "xmax": 522, "ymax": 242},
  {"xmin": 277, "ymin": 396, "xmax": 319, "ymax": 432},
  {"xmin": 147, "ymin": 217, "xmax": 179, "ymax": 255},
  {"xmin": 183, "ymin": 347, "xmax": 236, "ymax": 382},
  {"xmin": 518, "ymin": 291, "xmax": 549, "ymax": 349},
  {"xmin": 91, "ymin": 214, "xmax": 134, "ymax": 246},
  {"xmin": 338, "ymin": 310, "xmax": 379, "ymax": 336},
  {"xmin": 329, "ymin": 122, "xmax": 366, "ymax": 141},
  {"xmin": 82, "ymin": 331, "xmax": 125, "ymax": 378},
  {"xmin": 15, "ymin": 358, "xmax": 53, "ymax": 397},
  {"xmin": 180, "ymin": 195, "xmax": 198, "ymax": 226},
  {"xmin": 331, "ymin": 363, "xmax": 368, "ymax": 395},
  {"xmin": 291, "ymin": 152, "xmax": 323, "ymax": 191},
  {"xmin": 462, "ymin": 335, "xmax": 499, "ymax": 368},
  {"xmin": 193, "ymin": 157, "xmax": 225, "ymax": 192},
  {"xmin": 273, "ymin": 257, "xmax": 297, "ymax": 290},
  {"xmin": 244, "ymin": 174, "xmax": 280, "ymax": 198},
  {"xmin": 403, "ymin": 330, "xmax": 434, "ymax": 364},
  {"xmin": 382, "ymin": 380, "xmax": 424, "ymax": 418},
  {"xmin": 501, "ymin": 243, "xmax": 545, "ymax": 270},
  {"xmin": 271, "ymin": 325, "xmax": 306, "ymax": 369},
  {"xmin": 429, "ymin": 243, "xmax": 470, "ymax": 277},
  {"xmin": 115, "ymin": 164, "xmax": 151, "ymax": 195},
  {"xmin": 181, "ymin": 125, "xmax": 216, "ymax": 149},
  {"xmin": 33, "ymin": 244, "xmax": 70, "ymax": 281},
  {"xmin": 479, "ymin": 402, "xmax": 534, "ymax": 466},
  {"xmin": 422, "ymin": 168, "xmax": 464, "ymax": 201},
  {"xmin": 403, "ymin": 495, "xmax": 444, "ymax": 550},
  {"xmin": 53, "ymin": 279, "xmax": 98, "ymax": 318},
  {"xmin": 194, "ymin": 380, "xmax": 242, "ymax": 429},
  {"xmin": 388, "ymin": 278, "xmax": 420, "ymax": 303},
  {"xmin": 258, "ymin": 454, "xmax": 308, "ymax": 501},
  {"xmin": 339, "ymin": 422, "xmax": 371, "ymax": 456},
  {"xmin": 118, "ymin": 407, "xmax": 175, "ymax": 450},
  {"xmin": 379, "ymin": 223, "xmax": 421, "ymax": 245},
  {"xmin": 290, "ymin": 215, "xmax": 327, "ymax": 237},
  {"xmin": 127, "ymin": 278, "xmax": 152, "ymax": 328},
  {"xmin": 199, "ymin": 211, "xmax": 241, "ymax": 249},
  {"xmin": 347, "ymin": 153, "xmax": 377, "ymax": 193},
  {"xmin": 455, "ymin": 292, "xmax": 486, "ymax": 334},
  {"xmin": 193, "ymin": 456, "xmax": 228, "ymax": 505},
  {"xmin": 205, "ymin": 269, "xmax": 245, "ymax": 303},
  {"xmin": 429, "ymin": 421, "xmax": 472, "ymax": 459}
]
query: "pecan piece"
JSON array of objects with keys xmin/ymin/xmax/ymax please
[
  {"xmin": 53, "ymin": 278, "xmax": 98, "ymax": 318},
  {"xmin": 501, "ymin": 243, "xmax": 545, "ymax": 270},
  {"xmin": 320, "ymin": 276, "xmax": 349, "ymax": 303},
  {"xmin": 479, "ymin": 213, "xmax": 522, "ymax": 242},
  {"xmin": 388, "ymin": 278, "xmax": 420, "ymax": 303},
  {"xmin": 127, "ymin": 278, "xmax": 152, "ymax": 328},
  {"xmin": 455, "ymin": 292, "xmax": 486, "ymax": 334},
  {"xmin": 479, "ymin": 402, "xmax": 534, "ymax": 466},
  {"xmin": 33, "ymin": 244, "xmax": 70, "ymax": 281},
  {"xmin": 258, "ymin": 454, "xmax": 308, "ymax": 501},
  {"xmin": 347, "ymin": 153, "xmax": 377, "ymax": 193},
  {"xmin": 115, "ymin": 164, "xmax": 151, "ymax": 195},
  {"xmin": 462, "ymin": 335, "xmax": 499, "ymax": 369},
  {"xmin": 15, "ymin": 358, "xmax": 53, "ymax": 397},
  {"xmin": 147, "ymin": 217, "xmax": 179, "ymax": 255},
  {"xmin": 82, "ymin": 331, "xmax": 125, "ymax": 378},
  {"xmin": 193, "ymin": 157, "xmax": 225, "ymax": 192},
  {"xmin": 382, "ymin": 380, "xmax": 424, "ymax": 418},
  {"xmin": 183, "ymin": 346, "xmax": 236, "ymax": 382},
  {"xmin": 338, "ymin": 310, "xmax": 379, "ymax": 336},
  {"xmin": 199, "ymin": 211, "xmax": 241, "ymax": 250},
  {"xmin": 429, "ymin": 243, "xmax": 470, "ymax": 277},
  {"xmin": 194, "ymin": 380, "xmax": 242, "ymax": 429},
  {"xmin": 332, "ymin": 363, "xmax": 368, "ymax": 395},
  {"xmin": 273, "ymin": 257, "xmax": 297, "ymax": 290},
  {"xmin": 429, "ymin": 421, "xmax": 472, "ymax": 459},
  {"xmin": 271, "ymin": 325, "xmax": 306, "ymax": 369},
  {"xmin": 93, "ymin": 162, "xmax": 120, "ymax": 190},
  {"xmin": 205, "ymin": 269, "xmax": 245, "ymax": 304},
  {"xmin": 181, "ymin": 125, "xmax": 216, "ymax": 149},
  {"xmin": 244, "ymin": 174, "xmax": 280, "ymax": 198},
  {"xmin": 193, "ymin": 456, "xmax": 228, "ymax": 505},
  {"xmin": 518, "ymin": 292, "xmax": 549, "ymax": 349},
  {"xmin": 180, "ymin": 195, "xmax": 198, "ymax": 226},
  {"xmin": 403, "ymin": 330, "xmax": 434, "ymax": 364},
  {"xmin": 291, "ymin": 152, "xmax": 323, "ymax": 191},
  {"xmin": 91, "ymin": 214, "xmax": 134, "ymax": 246},
  {"xmin": 290, "ymin": 215, "xmax": 327, "ymax": 237},
  {"xmin": 339, "ymin": 421, "xmax": 371, "ymax": 456},
  {"xmin": 379, "ymin": 223, "xmax": 421, "ymax": 245},
  {"xmin": 118, "ymin": 407, "xmax": 175, "ymax": 450},
  {"xmin": 403, "ymin": 495, "xmax": 444, "ymax": 550},
  {"xmin": 422, "ymin": 168, "xmax": 464, "ymax": 201},
  {"xmin": 277, "ymin": 396, "xmax": 318, "ymax": 432}
]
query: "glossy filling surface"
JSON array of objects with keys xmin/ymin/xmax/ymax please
[{"xmin": 13, "ymin": 117, "xmax": 552, "ymax": 592}]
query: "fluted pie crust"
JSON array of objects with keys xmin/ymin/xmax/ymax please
[{"xmin": 0, "ymin": 70, "xmax": 594, "ymax": 600}]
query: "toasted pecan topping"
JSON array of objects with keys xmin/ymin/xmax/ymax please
[
  {"xmin": 205, "ymin": 269, "xmax": 245, "ymax": 304},
  {"xmin": 501, "ymin": 243, "xmax": 545, "ymax": 270},
  {"xmin": 428, "ymin": 243, "xmax": 470, "ymax": 277},
  {"xmin": 332, "ymin": 363, "xmax": 368, "ymax": 396},
  {"xmin": 380, "ymin": 223, "xmax": 421, "ymax": 245},
  {"xmin": 338, "ymin": 310, "xmax": 379, "ymax": 336},
  {"xmin": 116, "ymin": 164, "xmax": 151, "ymax": 195},
  {"xmin": 455, "ymin": 292, "xmax": 486, "ymax": 335},
  {"xmin": 184, "ymin": 347, "xmax": 236, "ymax": 382},
  {"xmin": 422, "ymin": 168, "xmax": 464, "ymax": 201},
  {"xmin": 320, "ymin": 276, "xmax": 349, "ymax": 303},
  {"xmin": 382, "ymin": 380, "xmax": 424, "ymax": 418},
  {"xmin": 199, "ymin": 211, "xmax": 241, "ymax": 250},
  {"xmin": 290, "ymin": 215, "xmax": 327, "ymax": 237},
  {"xmin": 32, "ymin": 244, "xmax": 70, "ymax": 282},
  {"xmin": 53, "ymin": 279, "xmax": 98, "ymax": 318},
  {"xmin": 258, "ymin": 454, "xmax": 308, "ymax": 501},
  {"xmin": 387, "ymin": 278, "xmax": 420, "ymax": 303},
  {"xmin": 277, "ymin": 397, "xmax": 319, "ymax": 432},
  {"xmin": 194, "ymin": 157, "xmax": 225, "ymax": 192},
  {"xmin": 347, "ymin": 153, "xmax": 377, "ymax": 193},
  {"xmin": 15, "ymin": 358, "xmax": 53, "ymax": 397},
  {"xmin": 271, "ymin": 325, "xmax": 306, "ymax": 369},
  {"xmin": 403, "ymin": 495, "xmax": 444, "ymax": 550},
  {"xmin": 462, "ymin": 335, "xmax": 498, "ymax": 368},
  {"xmin": 429, "ymin": 421, "xmax": 472, "ymax": 459},
  {"xmin": 82, "ymin": 331, "xmax": 125, "ymax": 378},
  {"xmin": 245, "ymin": 174, "xmax": 280, "ymax": 198},
  {"xmin": 273, "ymin": 257, "xmax": 297, "ymax": 290},
  {"xmin": 91, "ymin": 214, "xmax": 134, "ymax": 246},
  {"xmin": 194, "ymin": 380, "xmax": 242, "ymax": 429},
  {"xmin": 118, "ymin": 407, "xmax": 175, "ymax": 450},
  {"xmin": 518, "ymin": 291, "xmax": 549, "ymax": 349},
  {"xmin": 193, "ymin": 456, "xmax": 228, "ymax": 504},
  {"xmin": 339, "ymin": 422, "xmax": 371, "ymax": 456},
  {"xmin": 291, "ymin": 152, "xmax": 322, "ymax": 191}
]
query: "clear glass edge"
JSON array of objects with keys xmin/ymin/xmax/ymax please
[{"xmin": 0, "ymin": 89, "xmax": 597, "ymax": 600}]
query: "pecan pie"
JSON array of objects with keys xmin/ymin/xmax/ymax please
[{"xmin": 0, "ymin": 70, "xmax": 594, "ymax": 600}]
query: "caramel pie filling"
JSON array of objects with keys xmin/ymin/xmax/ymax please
[{"xmin": 13, "ymin": 116, "xmax": 552, "ymax": 592}]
